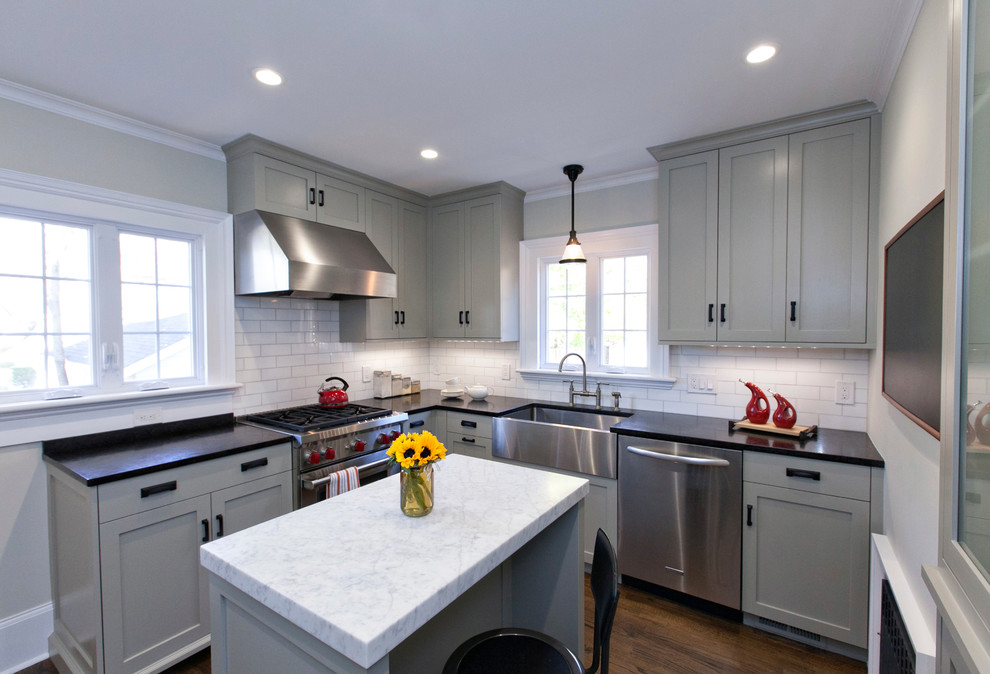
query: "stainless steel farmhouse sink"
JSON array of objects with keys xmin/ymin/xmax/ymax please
[{"xmin": 492, "ymin": 404, "xmax": 631, "ymax": 478}]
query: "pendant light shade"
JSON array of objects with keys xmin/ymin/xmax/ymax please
[{"xmin": 559, "ymin": 164, "xmax": 586, "ymax": 264}]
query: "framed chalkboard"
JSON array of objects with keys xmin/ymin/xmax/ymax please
[{"xmin": 882, "ymin": 192, "xmax": 945, "ymax": 438}]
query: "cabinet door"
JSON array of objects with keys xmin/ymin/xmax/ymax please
[
  {"xmin": 658, "ymin": 151, "xmax": 719, "ymax": 342},
  {"xmin": 211, "ymin": 472, "xmax": 292, "ymax": 538},
  {"xmin": 465, "ymin": 196, "xmax": 501, "ymax": 338},
  {"xmin": 317, "ymin": 174, "xmax": 365, "ymax": 231},
  {"xmin": 785, "ymin": 119, "xmax": 870, "ymax": 343},
  {"xmin": 717, "ymin": 138, "xmax": 788, "ymax": 342},
  {"xmin": 742, "ymin": 482, "xmax": 870, "ymax": 647},
  {"xmin": 253, "ymin": 155, "xmax": 318, "ymax": 220},
  {"xmin": 431, "ymin": 203, "xmax": 467, "ymax": 337},
  {"xmin": 99, "ymin": 495, "xmax": 212, "ymax": 674},
  {"xmin": 365, "ymin": 191, "xmax": 399, "ymax": 339},
  {"xmin": 398, "ymin": 200, "xmax": 429, "ymax": 338}
]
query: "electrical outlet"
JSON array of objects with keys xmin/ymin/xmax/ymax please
[
  {"xmin": 687, "ymin": 373, "xmax": 716, "ymax": 394},
  {"xmin": 362, "ymin": 365, "xmax": 372, "ymax": 382},
  {"xmin": 501, "ymin": 363, "xmax": 512, "ymax": 380},
  {"xmin": 835, "ymin": 381, "xmax": 855, "ymax": 405},
  {"xmin": 133, "ymin": 407, "xmax": 163, "ymax": 425},
  {"xmin": 687, "ymin": 373, "xmax": 701, "ymax": 392}
]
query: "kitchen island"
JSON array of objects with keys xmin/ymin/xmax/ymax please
[{"xmin": 200, "ymin": 454, "xmax": 589, "ymax": 673}]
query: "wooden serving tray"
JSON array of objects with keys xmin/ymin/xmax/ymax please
[{"xmin": 729, "ymin": 418, "xmax": 819, "ymax": 441}]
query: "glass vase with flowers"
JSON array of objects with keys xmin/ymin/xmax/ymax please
[{"xmin": 386, "ymin": 431, "xmax": 447, "ymax": 517}]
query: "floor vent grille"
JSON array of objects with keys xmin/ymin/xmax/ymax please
[
  {"xmin": 757, "ymin": 617, "xmax": 822, "ymax": 644},
  {"xmin": 880, "ymin": 579, "xmax": 915, "ymax": 673}
]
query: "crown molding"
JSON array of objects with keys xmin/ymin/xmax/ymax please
[
  {"xmin": 524, "ymin": 166, "xmax": 657, "ymax": 203},
  {"xmin": 871, "ymin": 0, "xmax": 925, "ymax": 111},
  {"xmin": 0, "ymin": 77, "xmax": 225, "ymax": 162}
]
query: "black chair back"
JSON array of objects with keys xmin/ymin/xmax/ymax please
[{"xmin": 587, "ymin": 528, "xmax": 619, "ymax": 674}]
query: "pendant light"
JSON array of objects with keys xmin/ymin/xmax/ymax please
[{"xmin": 559, "ymin": 164, "xmax": 586, "ymax": 264}]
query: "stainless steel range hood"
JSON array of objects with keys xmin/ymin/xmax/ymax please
[{"xmin": 233, "ymin": 210, "xmax": 397, "ymax": 300}]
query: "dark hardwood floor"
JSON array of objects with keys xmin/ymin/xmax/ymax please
[{"xmin": 20, "ymin": 578, "xmax": 865, "ymax": 673}]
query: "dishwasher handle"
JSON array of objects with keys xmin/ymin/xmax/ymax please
[{"xmin": 626, "ymin": 445, "xmax": 731, "ymax": 467}]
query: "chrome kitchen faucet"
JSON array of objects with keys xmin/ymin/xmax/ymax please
[{"xmin": 558, "ymin": 352, "xmax": 604, "ymax": 408}]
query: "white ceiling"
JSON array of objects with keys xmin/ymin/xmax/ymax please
[{"xmin": 0, "ymin": 1, "xmax": 920, "ymax": 197}]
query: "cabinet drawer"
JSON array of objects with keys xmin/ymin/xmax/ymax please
[
  {"xmin": 447, "ymin": 412, "xmax": 493, "ymax": 439},
  {"xmin": 98, "ymin": 443, "xmax": 291, "ymax": 522},
  {"xmin": 448, "ymin": 434, "xmax": 491, "ymax": 460},
  {"xmin": 406, "ymin": 410, "xmax": 445, "ymax": 437},
  {"xmin": 743, "ymin": 452, "xmax": 870, "ymax": 501}
]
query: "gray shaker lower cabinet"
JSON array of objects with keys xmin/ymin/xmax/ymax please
[
  {"xmin": 47, "ymin": 444, "xmax": 292, "ymax": 674},
  {"xmin": 742, "ymin": 452, "xmax": 874, "ymax": 652}
]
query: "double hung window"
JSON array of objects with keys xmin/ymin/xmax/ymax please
[
  {"xmin": 519, "ymin": 224, "xmax": 667, "ymax": 379},
  {"xmin": 0, "ymin": 211, "xmax": 202, "ymax": 402}
]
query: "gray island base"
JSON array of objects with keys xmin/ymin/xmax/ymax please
[{"xmin": 200, "ymin": 454, "xmax": 589, "ymax": 673}]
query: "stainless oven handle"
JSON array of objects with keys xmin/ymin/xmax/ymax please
[
  {"xmin": 300, "ymin": 457, "xmax": 391, "ymax": 490},
  {"xmin": 626, "ymin": 445, "xmax": 730, "ymax": 467}
]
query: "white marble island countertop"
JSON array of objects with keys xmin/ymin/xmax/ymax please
[{"xmin": 200, "ymin": 454, "xmax": 589, "ymax": 669}]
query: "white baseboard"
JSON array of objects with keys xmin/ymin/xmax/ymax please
[
  {"xmin": 870, "ymin": 534, "xmax": 937, "ymax": 674},
  {"xmin": 0, "ymin": 602, "xmax": 52, "ymax": 674}
]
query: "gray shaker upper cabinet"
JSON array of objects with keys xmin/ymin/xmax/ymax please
[
  {"xmin": 652, "ymin": 104, "xmax": 878, "ymax": 347},
  {"xmin": 428, "ymin": 183, "xmax": 524, "ymax": 341}
]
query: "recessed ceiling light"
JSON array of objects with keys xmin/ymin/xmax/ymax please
[
  {"xmin": 254, "ymin": 68, "xmax": 283, "ymax": 86},
  {"xmin": 745, "ymin": 44, "xmax": 777, "ymax": 64},
  {"xmin": 420, "ymin": 149, "xmax": 439, "ymax": 160}
]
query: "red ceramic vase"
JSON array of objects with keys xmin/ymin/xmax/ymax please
[
  {"xmin": 772, "ymin": 392, "xmax": 797, "ymax": 429},
  {"xmin": 743, "ymin": 381, "xmax": 770, "ymax": 424}
]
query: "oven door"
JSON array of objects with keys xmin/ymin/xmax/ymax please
[{"xmin": 297, "ymin": 450, "xmax": 394, "ymax": 509}]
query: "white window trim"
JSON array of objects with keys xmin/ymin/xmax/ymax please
[
  {"xmin": 0, "ymin": 167, "xmax": 237, "ymax": 422},
  {"xmin": 518, "ymin": 223, "xmax": 674, "ymax": 389}
]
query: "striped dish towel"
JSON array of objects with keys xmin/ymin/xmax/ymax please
[{"xmin": 324, "ymin": 466, "xmax": 361, "ymax": 499}]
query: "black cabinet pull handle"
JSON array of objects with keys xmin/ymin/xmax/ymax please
[
  {"xmin": 394, "ymin": 310, "xmax": 400, "ymax": 325},
  {"xmin": 461, "ymin": 436, "xmax": 476, "ymax": 443},
  {"xmin": 216, "ymin": 514, "xmax": 224, "ymax": 537},
  {"xmin": 459, "ymin": 311, "xmax": 464, "ymax": 325},
  {"xmin": 409, "ymin": 420, "xmax": 425, "ymax": 428},
  {"xmin": 708, "ymin": 303, "xmax": 714, "ymax": 323},
  {"xmin": 720, "ymin": 304, "xmax": 726, "ymax": 323},
  {"xmin": 309, "ymin": 188, "xmax": 316, "ymax": 205},
  {"xmin": 140, "ymin": 480, "xmax": 177, "ymax": 498},
  {"xmin": 202, "ymin": 519, "xmax": 209, "ymax": 543},
  {"xmin": 465, "ymin": 310, "xmax": 470, "ymax": 324},
  {"xmin": 241, "ymin": 457, "xmax": 268, "ymax": 472},
  {"xmin": 400, "ymin": 310, "xmax": 405, "ymax": 325},
  {"xmin": 790, "ymin": 301, "xmax": 797, "ymax": 322},
  {"xmin": 318, "ymin": 189, "xmax": 325, "ymax": 207},
  {"xmin": 747, "ymin": 504, "xmax": 753, "ymax": 527},
  {"xmin": 786, "ymin": 468, "xmax": 821, "ymax": 481},
  {"xmin": 461, "ymin": 420, "xmax": 477, "ymax": 428}
]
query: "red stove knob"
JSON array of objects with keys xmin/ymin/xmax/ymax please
[
  {"xmin": 390, "ymin": 430, "xmax": 400, "ymax": 441},
  {"xmin": 377, "ymin": 433, "xmax": 390, "ymax": 445},
  {"xmin": 324, "ymin": 447, "xmax": 336, "ymax": 460},
  {"xmin": 308, "ymin": 450, "xmax": 321, "ymax": 465},
  {"xmin": 353, "ymin": 440, "xmax": 366, "ymax": 452}
]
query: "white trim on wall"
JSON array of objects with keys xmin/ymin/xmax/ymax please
[
  {"xmin": 0, "ymin": 602, "xmax": 52, "ymax": 674},
  {"xmin": 0, "ymin": 77, "xmax": 225, "ymax": 162}
]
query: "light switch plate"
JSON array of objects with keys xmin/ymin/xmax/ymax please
[
  {"xmin": 686, "ymin": 373, "xmax": 717, "ymax": 394},
  {"xmin": 501, "ymin": 363, "xmax": 512, "ymax": 380},
  {"xmin": 362, "ymin": 365, "xmax": 372, "ymax": 382}
]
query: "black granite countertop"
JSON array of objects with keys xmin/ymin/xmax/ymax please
[
  {"xmin": 363, "ymin": 390, "xmax": 884, "ymax": 468},
  {"xmin": 43, "ymin": 414, "xmax": 290, "ymax": 486}
]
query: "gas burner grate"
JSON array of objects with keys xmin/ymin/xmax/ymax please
[{"xmin": 244, "ymin": 403, "xmax": 391, "ymax": 433}]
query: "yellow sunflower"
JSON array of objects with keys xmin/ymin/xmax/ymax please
[{"xmin": 386, "ymin": 430, "xmax": 447, "ymax": 470}]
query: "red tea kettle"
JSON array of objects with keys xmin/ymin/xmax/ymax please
[{"xmin": 318, "ymin": 377, "xmax": 349, "ymax": 408}]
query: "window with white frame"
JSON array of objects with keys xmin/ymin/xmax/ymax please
[
  {"xmin": 0, "ymin": 210, "xmax": 205, "ymax": 402},
  {"xmin": 520, "ymin": 224, "xmax": 669, "ymax": 381}
]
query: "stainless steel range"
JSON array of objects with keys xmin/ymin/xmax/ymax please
[{"xmin": 239, "ymin": 403, "xmax": 407, "ymax": 508}]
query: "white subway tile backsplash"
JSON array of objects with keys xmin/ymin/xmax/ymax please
[{"xmin": 232, "ymin": 297, "xmax": 872, "ymax": 429}]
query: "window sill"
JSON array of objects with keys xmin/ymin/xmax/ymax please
[{"xmin": 517, "ymin": 369, "xmax": 677, "ymax": 390}]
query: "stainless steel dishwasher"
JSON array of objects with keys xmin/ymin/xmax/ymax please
[{"xmin": 617, "ymin": 434, "xmax": 742, "ymax": 609}]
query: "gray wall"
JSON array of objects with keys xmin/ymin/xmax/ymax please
[
  {"xmin": 0, "ymin": 97, "xmax": 226, "ymax": 211},
  {"xmin": 867, "ymin": 0, "xmax": 947, "ymax": 637},
  {"xmin": 0, "ymin": 94, "xmax": 228, "ymax": 663},
  {"xmin": 523, "ymin": 178, "xmax": 657, "ymax": 239}
]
